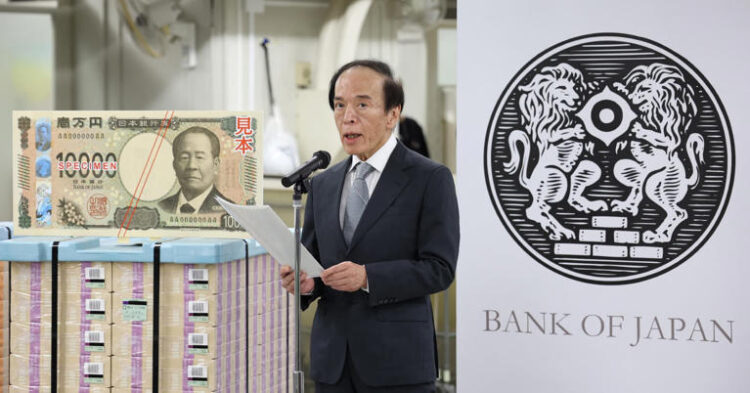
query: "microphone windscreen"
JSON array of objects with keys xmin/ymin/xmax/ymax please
[{"xmin": 316, "ymin": 150, "xmax": 331, "ymax": 169}]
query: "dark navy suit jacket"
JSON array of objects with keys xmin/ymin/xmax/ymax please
[
  {"xmin": 301, "ymin": 141, "xmax": 459, "ymax": 387},
  {"xmin": 158, "ymin": 186, "xmax": 228, "ymax": 214}
]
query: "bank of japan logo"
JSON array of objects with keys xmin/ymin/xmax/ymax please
[{"xmin": 484, "ymin": 33, "xmax": 734, "ymax": 284}]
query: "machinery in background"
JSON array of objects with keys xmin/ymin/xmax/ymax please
[
  {"xmin": 261, "ymin": 38, "xmax": 301, "ymax": 177},
  {"xmin": 116, "ymin": 0, "xmax": 197, "ymax": 68}
]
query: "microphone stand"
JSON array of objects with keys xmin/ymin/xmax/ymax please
[
  {"xmin": 283, "ymin": 151, "xmax": 327, "ymax": 393},
  {"xmin": 292, "ymin": 179, "xmax": 308, "ymax": 393}
]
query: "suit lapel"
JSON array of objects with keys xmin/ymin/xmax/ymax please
[
  {"xmin": 318, "ymin": 157, "xmax": 351, "ymax": 251},
  {"xmin": 200, "ymin": 187, "xmax": 218, "ymax": 213},
  {"xmin": 348, "ymin": 143, "xmax": 411, "ymax": 252},
  {"xmin": 166, "ymin": 194, "xmax": 179, "ymax": 213}
]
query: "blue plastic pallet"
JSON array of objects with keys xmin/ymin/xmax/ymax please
[
  {"xmin": 0, "ymin": 221, "xmax": 12, "ymax": 240},
  {"xmin": 0, "ymin": 236, "xmax": 70, "ymax": 262},
  {"xmin": 52, "ymin": 237, "xmax": 265, "ymax": 264}
]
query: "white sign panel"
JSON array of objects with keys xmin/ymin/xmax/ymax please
[{"xmin": 457, "ymin": 1, "xmax": 749, "ymax": 392}]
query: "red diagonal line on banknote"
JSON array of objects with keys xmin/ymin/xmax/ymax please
[
  {"xmin": 118, "ymin": 110, "xmax": 173, "ymax": 237},
  {"xmin": 121, "ymin": 110, "xmax": 175, "ymax": 238},
  {"xmin": 120, "ymin": 110, "xmax": 175, "ymax": 238},
  {"xmin": 117, "ymin": 110, "xmax": 169, "ymax": 236}
]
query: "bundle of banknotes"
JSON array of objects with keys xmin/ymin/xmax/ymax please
[
  {"xmin": 1, "ymin": 261, "xmax": 7, "ymax": 393},
  {"xmin": 6, "ymin": 255, "xmax": 293, "ymax": 392},
  {"xmin": 10, "ymin": 262, "xmax": 113, "ymax": 391},
  {"xmin": 1, "ymin": 222, "xmax": 12, "ymax": 393},
  {"xmin": 111, "ymin": 260, "xmax": 248, "ymax": 392}
]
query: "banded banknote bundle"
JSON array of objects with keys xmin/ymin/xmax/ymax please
[{"xmin": 12, "ymin": 111, "xmax": 263, "ymax": 238}]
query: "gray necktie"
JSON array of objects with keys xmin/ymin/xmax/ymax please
[{"xmin": 343, "ymin": 162, "xmax": 375, "ymax": 246}]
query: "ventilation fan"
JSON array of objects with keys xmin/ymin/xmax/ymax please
[
  {"xmin": 117, "ymin": 0, "xmax": 196, "ymax": 67},
  {"xmin": 399, "ymin": 0, "xmax": 447, "ymax": 30}
]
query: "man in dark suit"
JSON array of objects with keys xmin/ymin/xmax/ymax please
[
  {"xmin": 281, "ymin": 60, "xmax": 459, "ymax": 392},
  {"xmin": 158, "ymin": 126, "xmax": 228, "ymax": 214}
]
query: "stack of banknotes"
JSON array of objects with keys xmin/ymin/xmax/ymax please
[
  {"xmin": 246, "ymin": 253, "xmax": 294, "ymax": 393},
  {"xmin": 111, "ymin": 259, "xmax": 248, "ymax": 392},
  {"xmin": 1, "ymin": 223, "xmax": 10, "ymax": 393},
  {"xmin": 5, "ymin": 256, "xmax": 293, "ymax": 392},
  {"xmin": 10, "ymin": 262, "xmax": 113, "ymax": 392}
]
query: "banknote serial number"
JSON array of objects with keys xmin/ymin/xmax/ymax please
[
  {"xmin": 169, "ymin": 216, "xmax": 219, "ymax": 224},
  {"xmin": 56, "ymin": 152, "xmax": 118, "ymax": 178},
  {"xmin": 167, "ymin": 214, "xmax": 243, "ymax": 230},
  {"xmin": 57, "ymin": 132, "xmax": 105, "ymax": 140}
]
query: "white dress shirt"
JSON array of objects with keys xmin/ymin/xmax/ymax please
[
  {"xmin": 176, "ymin": 185, "xmax": 214, "ymax": 214},
  {"xmin": 339, "ymin": 133, "xmax": 398, "ymax": 228}
]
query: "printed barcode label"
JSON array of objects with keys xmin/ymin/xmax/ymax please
[
  {"xmin": 188, "ymin": 365, "xmax": 207, "ymax": 378},
  {"xmin": 189, "ymin": 269, "xmax": 208, "ymax": 282},
  {"xmin": 122, "ymin": 299, "xmax": 148, "ymax": 322},
  {"xmin": 85, "ymin": 331, "xmax": 104, "ymax": 344},
  {"xmin": 85, "ymin": 267, "xmax": 104, "ymax": 280},
  {"xmin": 189, "ymin": 301, "xmax": 207, "ymax": 313},
  {"xmin": 85, "ymin": 299, "xmax": 105, "ymax": 312},
  {"xmin": 84, "ymin": 362, "xmax": 103, "ymax": 376},
  {"xmin": 189, "ymin": 333, "xmax": 208, "ymax": 346}
]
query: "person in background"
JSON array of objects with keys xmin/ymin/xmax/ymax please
[{"xmin": 398, "ymin": 116, "xmax": 430, "ymax": 158}]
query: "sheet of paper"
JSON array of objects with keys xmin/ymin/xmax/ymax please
[{"xmin": 216, "ymin": 197, "xmax": 323, "ymax": 277}]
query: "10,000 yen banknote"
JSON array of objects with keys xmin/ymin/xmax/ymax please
[{"xmin": 12, "ymin": 111, "xmax": 263, "ymax": 238}]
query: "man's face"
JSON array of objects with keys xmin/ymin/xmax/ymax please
[
  {"xmin": 333, "ymin": 67, "xmax": 400, "ymax": 161},
  {"xmin": 173, "ymin": 132, "xmax": 219, "ymax": 197}
]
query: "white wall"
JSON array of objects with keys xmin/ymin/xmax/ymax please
[
  {"xmin": 252, "ymin": 2, "xmax": 330, "ymax": 141},
  {"xmin": 0, "ymin": 14, "xmax": 54, "ymax": 221},
  {"xmin": 73, "ymin": 0, "xmax": 221, "ymax": 110}
]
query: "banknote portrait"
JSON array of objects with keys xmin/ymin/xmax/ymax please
[{"xmin": 158, "ymin": 126, "xmax": 229, "ymax": 215}]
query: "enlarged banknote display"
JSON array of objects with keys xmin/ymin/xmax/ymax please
[{"xmin": 12, "ymin": 111, "xmax": 262, "ymax": 238}]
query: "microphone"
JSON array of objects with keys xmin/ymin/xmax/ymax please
[{"xmin": 281, "ymin": 150, "xmax": 331, "ymax": 188}]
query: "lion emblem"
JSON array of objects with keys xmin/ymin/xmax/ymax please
[
  {"xmin": 611, "ymin": 63, "xmax": 705, "ymax": 243},
  {"xmin": 504, "ymin": 63, "xmax": 608, "ymax": 240},
  {"xmin": 486, "ymin": 33, "xmax": 732, "ymax": 283}
]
